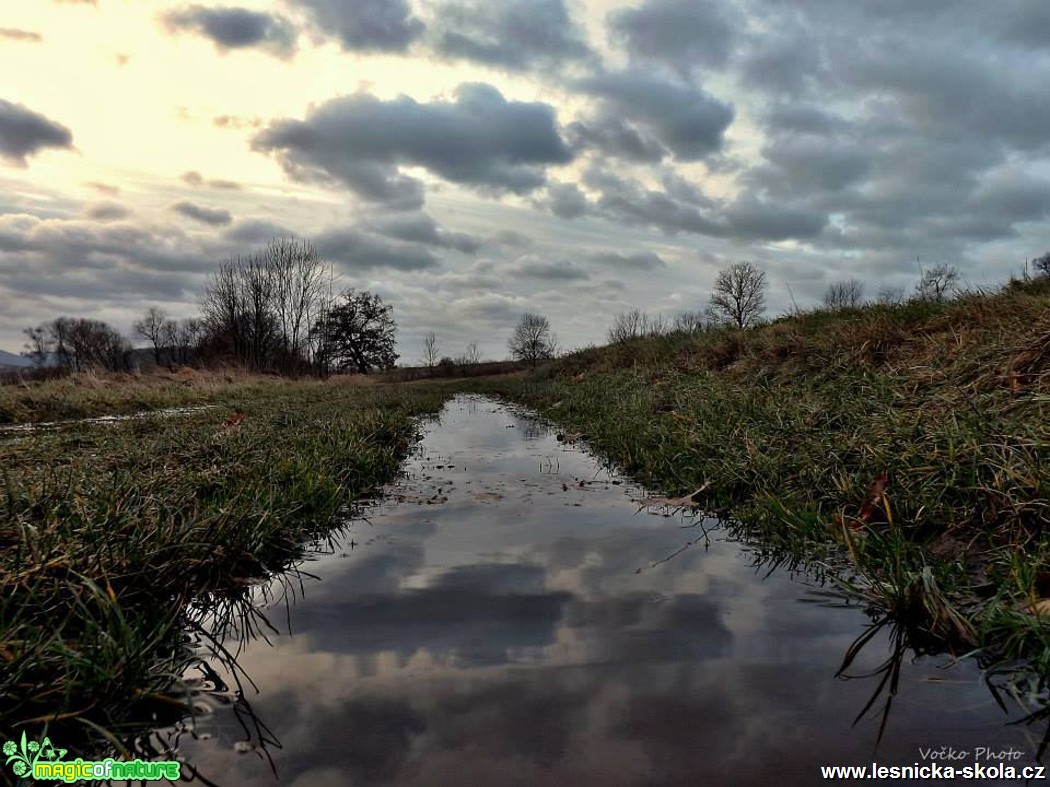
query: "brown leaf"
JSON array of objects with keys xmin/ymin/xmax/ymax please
[
  {"xmin": 857, "ymin": 471, "xmax": 890, "ymax": 525},
  {"xmin": 1025, "ymin": 598, "xmax": 1050, "ymax": 616}
]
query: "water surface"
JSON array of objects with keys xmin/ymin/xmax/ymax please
[{"xmin": 170, "ymin": 395, "xmax": 1042, "ymax": 785}]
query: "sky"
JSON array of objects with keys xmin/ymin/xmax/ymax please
[{"xmin": 1, "ymin": 0, "xmax": 1049, "ymax": 363}]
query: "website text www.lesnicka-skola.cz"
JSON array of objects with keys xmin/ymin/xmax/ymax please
[{"xmin": 820, "ymin": 762, "xmax": 1046, "ymax": 781}]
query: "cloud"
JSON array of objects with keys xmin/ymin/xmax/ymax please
[
  {"xmin": 213, "ymin": 114, "xmax": 261, "ymax": 130},
  {"xmin": 539, "ymin": 182, "xmax": 589, "ymax": 219},
  {"xmin": 723, "ymin": 194, "xmax": 828, "ymax": 241},
  {"xmin": 0, "ymin": 99, "xmax": 74, "ymax": 167},
  {"xmin": 576, "ymin": 71, "xmax": 733, "ymax": 161},
  {"xmin": 566, "ymin": 112, "xmax": 667, "ymax": 163},
  {"xmin": 222, "ymin": 219, "xmax": 295, "ymax": 245},
  {"xmin": 295, "ymin": 0, "xmax": 423, "ymax": 53},
  {"xmin": 314, "ymin": 227, "xmax": 440, "ymax": 272},
  {"xmin": 181, "ymin": 170, "xmax": 242, "ymax": 190},
  {"xmin": 607, "ymin": 0, "xmax": 739, "ymax": 73},
  {"xmin": 0, "ymin": 213, "xmax": 218, "ymax": 301},
  {"xmin": 369, "ymin": 213, "xmax": 480, "ymax": 254},
  {"xmin": 252, "ymin": 83, "xmax": 573, "ymax": 207},
  {"xmin": 588, "ymin": 250, "xmax": 666, "ymax": 271},
  {"xmin": 160, "ymin": 5, "xmax": 297, "ymax": 58},
  {"xmin": 509, "ymin": 256, "xmax": 589, "ymax": 281},
  {"xmin": 0, "ymin": 29, "xmax": 42, "ymax": 43},
  {"xmin": 171, "ymin": 200, "xmax": 233, "ymax": 226},
  {"xmin": 83, "ymin": 181, "xmax": 119, "ymax": 196},
  {"xmin": 84, "ymin": 201, "xmax": 131, "ymax": 222},
  {"xmin": 585, "ymin": 169, "xmax": 724, "ymax": 237},
  {"xmin": 429, "ymin": 0, "xmax": 593, "ymax": 72}
]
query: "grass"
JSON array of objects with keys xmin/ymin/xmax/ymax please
[
  {"xmin": 0, "ymin": 366, "xmax": 378, "ymax": 425},
  {"xmin": 462, "ymin": 277, "xmax": 1050, "ymax": 673},
  {"xmin": 0, "ymin": 380, "xmax": 450, "ymax": 764}
]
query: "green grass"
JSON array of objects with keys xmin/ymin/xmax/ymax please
[
  {"xmin": 0, "ymin": 381, "xmax": 451, "ymax": 762},
  {"xmin": 463, "ymin": 278, "xmax": 1050, "ymax": 672}
]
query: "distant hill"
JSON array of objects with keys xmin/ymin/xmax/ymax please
[{"xmin": 0, "ymin": 349, "xmax": 32, "ymax": 369}]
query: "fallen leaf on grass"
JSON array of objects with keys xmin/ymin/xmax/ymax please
[
  {"xmin": 1024, "ymin": 598, "xmax": 1050, "ymax": 616},
  {"xmin": 835, "ymin": 472, "xmax": 891, "ymax": 530}
]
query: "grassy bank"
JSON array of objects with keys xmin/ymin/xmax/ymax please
[
  {"xmin": 1, "ymin": 380, "xmax": 450, "ymax": 760},
  {"xmin": 466, "ymin": 279, "xmax": 1050, "ymax": 673},
  {"xmin": 0, "ymin": 366, "xmax": 383, "ymax": 425}
]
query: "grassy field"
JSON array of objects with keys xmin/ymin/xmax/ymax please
[
  {"xmin": 465, "ymin": 278, "xmax": 1050, "ymax": 679},
  {"xmin": 0, "ymin": 380, "xmax": 450, "ymax": 761}
]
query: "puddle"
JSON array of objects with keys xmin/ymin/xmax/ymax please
[
  {"xmin": 159, "ymin": 395, "xmax": 1044, "ymax": 785},
  {"xmin": 0, "ymin": 404, "xmax": 218, "ymax": 433}
]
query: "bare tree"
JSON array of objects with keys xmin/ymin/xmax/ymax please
[
  {"xmin": 461, "ymin": 341, "xmax": 481, "ymax": 365},
  {"xmin": 133, "ymin": 306, "xmax": 168, "ymax": 365},
  {"xmin": 508, "ymin": 313, "xmax": 557, "ymax": 368},
  {"xmin": 876, "ymin": 285, "xmax": 905, "ymax": 306},
  {"xmin": 823, "ymin": 280, "xmax": 865, "ymax": 309},
  {"xmin": 199, "ymin": 238, "xmax": 333, "ymax": 374},
  {"xmin": 25, "ymin": 317, "xmax": 131, "ymax": 372},
  {"xmin": 914, "ymin": 263, "xmax": 959, "ymax": 302},
  {"xmin": 174, "ymin": 317, "xmax": 203, "ymax": 364},
  {"xmin": 22, "ymin": 325, "xmax": 49, "ymax": 366},
  {"xmin": 607, "ymin": 309, "xmax": 647, "ymax": 344},
  {"xmin": 265, "ymin": 238, "xmax": 329, "ymax": 374},
  {"xmin": 423, "ymin": 331, "xmax": 439, "ymax": 368},
  {"xmin": 672, "ymin": 310, "xmax": 707, "ymax": 334},
  {"xmin": 1033, "ymin": 252, "xmax": 1050, "ymax": 278},
  {"xmin": 708, "ymin": 262, "xmax": 767, "ymax": 328}
]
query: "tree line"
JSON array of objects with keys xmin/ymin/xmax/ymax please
[
  {"xmin": 21, "ymin": 240, "xmax": 1050, "ymax": 375},
  {"xmin": 23, "ymin": 238, "xmax": 400, "ymax": 376}
]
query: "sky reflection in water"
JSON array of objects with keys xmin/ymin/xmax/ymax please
[{"xmin": 173, "ymin": 396, "xmax": 1040, "ymax": 786}]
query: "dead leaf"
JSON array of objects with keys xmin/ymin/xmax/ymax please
[{"xmin": 1025, "ymin": 598, "xmax": 1050, "ymax": 616}]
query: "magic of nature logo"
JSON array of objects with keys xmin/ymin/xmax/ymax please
[{"xmin": 4, "ymin": 731, "xmax": 179, "ymax": 782}]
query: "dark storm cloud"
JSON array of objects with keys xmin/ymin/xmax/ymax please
[
  {"xmin": 295, "ymin": 0, "xmax": 423, "ymax": 53},
  {"xmin": 160, "ymin": 5, "xmax": 297, "ymax": 58},
  {"xmin": 0, "ymin": 100, "xmax": 73, "ymax": 167},
  {"xmin": 607, "ymin": 0, "xmax": 738, "ymax": 73},
  {"xmin": 0, "ymin": 29, "xmax": 42, "ymax": 42},
  {"xmin": 369, "ymin": 213, "xmax": 480, "ymax": 254},
  {"xmin": 576, "ymin": 71, "xmax": 733, "ymax": 161},
  {"xmin": 314, "ymin": 227, "xmax": 440, "ymax": 272},
  {"xmin": 84, "ymin": 201, "xmax": 131, "ymax": 222},
  {"xmin": 429, "ymin": 0, "xmax": 593, "ymax": 72},
  {"xmin": 252, "ymin": 83, "xmax": 573, "ymax": 206},
  {"xmin": 171, "ymin": 200, "xmax": 233, "ymax": 226}
]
